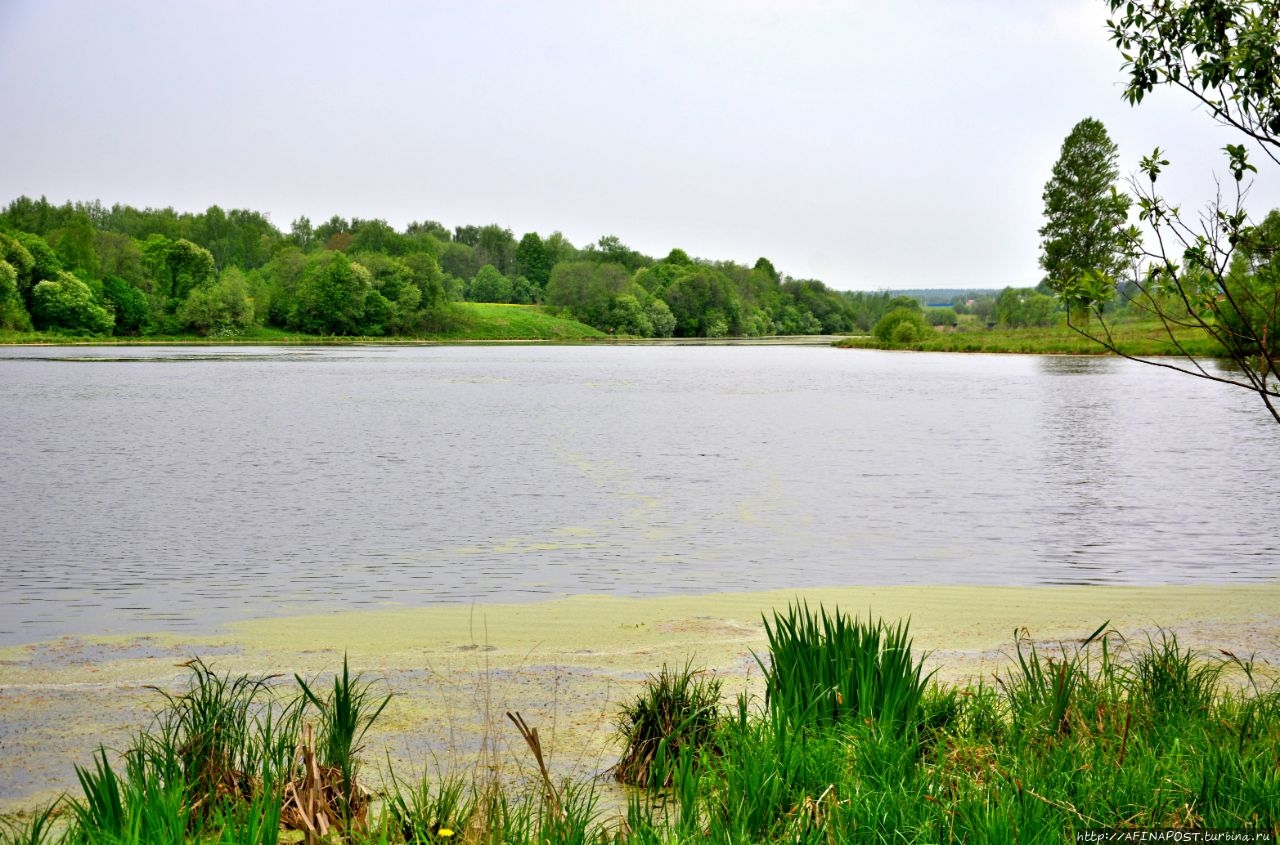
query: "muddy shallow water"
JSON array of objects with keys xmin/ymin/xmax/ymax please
[{"xmin": 2, "ymin": 584, "xmax": 1277, "ymax": 813}]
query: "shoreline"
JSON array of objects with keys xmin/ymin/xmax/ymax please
[{"xmin": 2, "ymin": 582, "xmax": 1277, "ymax": 814}]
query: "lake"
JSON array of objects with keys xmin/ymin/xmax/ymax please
[{"xmin": 1, "ymin": 344, "xmax": 1275, "ymax": 646}]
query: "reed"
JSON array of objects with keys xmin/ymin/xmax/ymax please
[
  {"xmin": 13, "ymin": 624, "xmax": 1279, "ymax": 844},
  {"xmin": 294, "ymin": 654, "xmax": 392, "ymax": 833},
  {"xmin": 612, "ymin": 661, "xmax": 723, "ymax": 788},
  {"xmin": 757, "ymin": 603, "xmax": 933, "ymax": 737}
]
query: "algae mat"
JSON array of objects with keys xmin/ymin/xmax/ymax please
[{"xmin": 1, "ymin": 583, "xmax": 1277, "ymax": 813}]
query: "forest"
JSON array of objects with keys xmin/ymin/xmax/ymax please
[{"xmin": 0, "ymin": 195, "xmax": 959, "ymax": 341}]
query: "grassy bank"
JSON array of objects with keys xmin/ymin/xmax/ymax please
[
  {"xmin": 835, "ymin": 319, "xmax": 1226, "ymax": 357},
  {"xmin": 4, "ymin": 606, "xmax": 1276, "ymax": 844},
  {"xmin": 0, "ymin": 304, "xmax": 605, "ymax": 345}
]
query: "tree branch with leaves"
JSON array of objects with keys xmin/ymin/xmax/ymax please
[{"xmin": 1051, "ymin": 0, "xmax": 1280, "ymax": 424}]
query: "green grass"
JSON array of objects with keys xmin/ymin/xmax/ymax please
[
  {"xmin": 0, "ymin": 304, "xmax": 605, "ymax": 345},
  {"xmin": 836, "ymin": 318, "xmax": 1229, "ymax": 357},
  {"xmin": 5, "ymin": 610, "xmax": 1278, "ymax": 844},
  {"xmin": 422, "ymin": 303, "xmax": 605, "ymax": 341},
  {"xmin": 613, "ymin": 661, "xmax": 723, "ymax": 789},
  {"xmin": 757, "ymin": 603, "xmax": 932, "ymax": 737}
]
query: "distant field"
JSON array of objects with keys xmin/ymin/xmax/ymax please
[{"xmin": 836, "ymin": 319, "xmax": 1227, "ymax": 357}]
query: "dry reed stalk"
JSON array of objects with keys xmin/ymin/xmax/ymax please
[
  {"xmin": 506, "ymin": 711, "xmax": 563, "ymax": 821},
  {"xmin": 280, "ymin": 723, "xmax": 372, "ymax": 843}
]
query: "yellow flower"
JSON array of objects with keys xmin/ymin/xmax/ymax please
[{"xmin": 438, "ymin": 828, "xmax": 455, "ymax": 839}]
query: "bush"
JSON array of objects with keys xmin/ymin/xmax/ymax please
[
  {"xmin": 614, "ymin": 661, "xmax": 722, "ymax": 787},
  {"xmin": 31, "ymin": 271, "xmax": 114, "ymax": 335},
  {"xmin": 873, "ymin": 307, "xmax": 930, "ymax": 346},
  {"xmin": 926, "ymin": 306, "xmax": 958, "ymax": 327}
]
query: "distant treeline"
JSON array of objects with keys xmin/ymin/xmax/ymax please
[{"xmin": 0, "ymin": 196, "xmax": 991, "ymax": 339}]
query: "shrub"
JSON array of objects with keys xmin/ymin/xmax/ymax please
[
  {"xmin": 873, "ymin": 306, "xmax": 930, "ymax": 346},
  {"xmin": 614, "ymin": 661, "xmax": 723, "ymax": 787}
]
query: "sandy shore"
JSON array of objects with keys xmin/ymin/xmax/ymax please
[{"xmin": 2, "ymin": 583, "xmax": 1278, "ymax": 814}]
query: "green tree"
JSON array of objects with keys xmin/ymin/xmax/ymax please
[
  {"xmin": 403, "ymin": 252, "xmax": 448, "ymax": 310},
  {"xmin": 141, "ymin": 236, "xmax": 216, "ymax": 307},
  {"xmin": 31, "ymin": 271, "xmax": 114, "ymax": 335},
  {"xmin": 1080, "ymin": 1, "xmax": 1280, "ymax": 423},
  {"xmin": 100, "ymin": 276, "xmax": 150, "ymax": 335},
  {"xmin": 49, "ymin": 211, "xmax": 99, "ymax": 280},
  {"xmin": 290, "ymin": 251, "xmax": 368, "ymax": 335},
  {"xmin": 997, "ymin": 287, "xmax": 1059, "ymax": 328},
  {"xmin": 546, "ymin": 260, "xmax": 632, "ymax": 325},
  {"xmin": 361, "ymin": 289, "xmax": 393, "ymax": 336},
  {"xmin": 926, "ymin": 307, "xmax": 959, "ymax": 327},
  {"xmin": 469, "ymin": 264, "xmax": 514, "ymax": 303},
  {"xmin": 475, "ymin": 225, "xmax": 516, "ymax": 274},
  {"xmin": 93, "ymin": 231, "xmax": 146, "ymax": 290},
  {"xmin": 351, "ymin": 218, "xmax": 406, "ymax": 256},
  {"xmin": 439, "ymin": 241, "xmax": 479, "ymax": 282},
  {"xmin": 1039, "ymin": 118, "xmax": 1132, "ymax": 310},
  {"xmin": 13, "ymin": 232, "xmax": 60, "ymax": 309},
  {"xmin": 662, "ymin": 266, "xmax": 742, "ymax": 337},
  {"xmin": 290, "ymin": 216, "xmax": 315, "ymax": 251},
  {"xmin": 646, "ymin": 298, "xmax": 676, "ymax": 338},
  {"xmin": 0, "ymin": 260, "xmax": 32, "ymax": 331},
  {"xmin": 177, "ymin": 268, "xmax": 254, "ymax": 336},
  {"xmin": 515, "ymin": 232, "xmax": 552, "ymax": 294}
]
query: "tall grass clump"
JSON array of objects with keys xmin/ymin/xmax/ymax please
[
  {"xmin": 1131, "ymin": 629, "xmax": 1221, "ymax": 723},
  {"xmin": 294, "ymin": 653, "xmax": 392, "ymax": 831},
  {"xmin": 613, "ymin": 661, "xmax": 723, "ymax": 788},
  {"xmin": 758, "ymin": 603, "xmax": 933, "ymax": 736},
  {"xmin": 144, "ymin": 657, "xmax": 298, "ymax": 818},
  {"xmin": 0, "ymin": 804, "xmax": 60, "ymax": 845},
  {"xmin": 999, "ymin": 621, "xmax": 1115, "ymax": 737}
]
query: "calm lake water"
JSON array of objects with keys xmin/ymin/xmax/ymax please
[{"xmin": 0, "ymin": 345, "xmax": 1276, "ymax": 645}]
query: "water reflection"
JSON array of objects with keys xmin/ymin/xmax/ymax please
[
  {"xmin": 0, "ymin": 346, "xmax": 1275, "ymax": 644},
  {"xmin": 1034, "ymin": 356, "xmax": 1123, "ymax": 581}
]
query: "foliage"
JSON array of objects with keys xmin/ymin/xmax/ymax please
[
  {"xmin": 515, "ymin": 231, "xmax": 553, "ymax": 295},
  {"xmin": 1039, "ymin": 117, "xmax": 1132, "ymax": 308},
  {"xmin": 1107, "ymin": 0, "xmax": 1280, "ymax": 148},
  {"xmin": 873, "ymin": 305, "xmax": 931, "ymax": 345},
  {"xmin": 613, "ymin": 661, "xmax": 723, "ymax": 788},
  {"xmin": 142, "ymin": 235, "xmax": 216, "ymax": 307},
  {"xmin": 1, "ymin": 194, "xmax": 899, "ymax": 342},
  {"xmin": 177, "ymin": 268, "xmax": 255, "ymax": 336},
  {"xmin": 0, "ymin": 260, "xmax": 32, "ymax": 331},
  {"xmin": 30, "ymin": 271, "xmax": 113, "ymax": 335},
  {"xmin": 1065, "ymin": 0, "xmax": 1280, "ymax": 423},
  {"xmin": 469, "ymin": 263, "xmax": 514, "ymax": 303},
  {"xmin": 997, "ymin": 286, "xmax": 1060, "ymax": 328},
  {"xmin": 290, "ymin": 251, "xmax": 369, "ymax": 335},
  {"xmin": 0, "ymin": 232, "xmax": 36, "ymax": 301},
  {"xmin": 99, "ymin": 275, "xmax": 150, "ymax": 335},
  {"xmin": 926, "ymin": 306, "xmax": 958, "ymax": 327}
]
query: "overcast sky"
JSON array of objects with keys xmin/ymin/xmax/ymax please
[{"xmin": 1, "ymin": 1, "xmax": 1275, "ymax": 291}]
